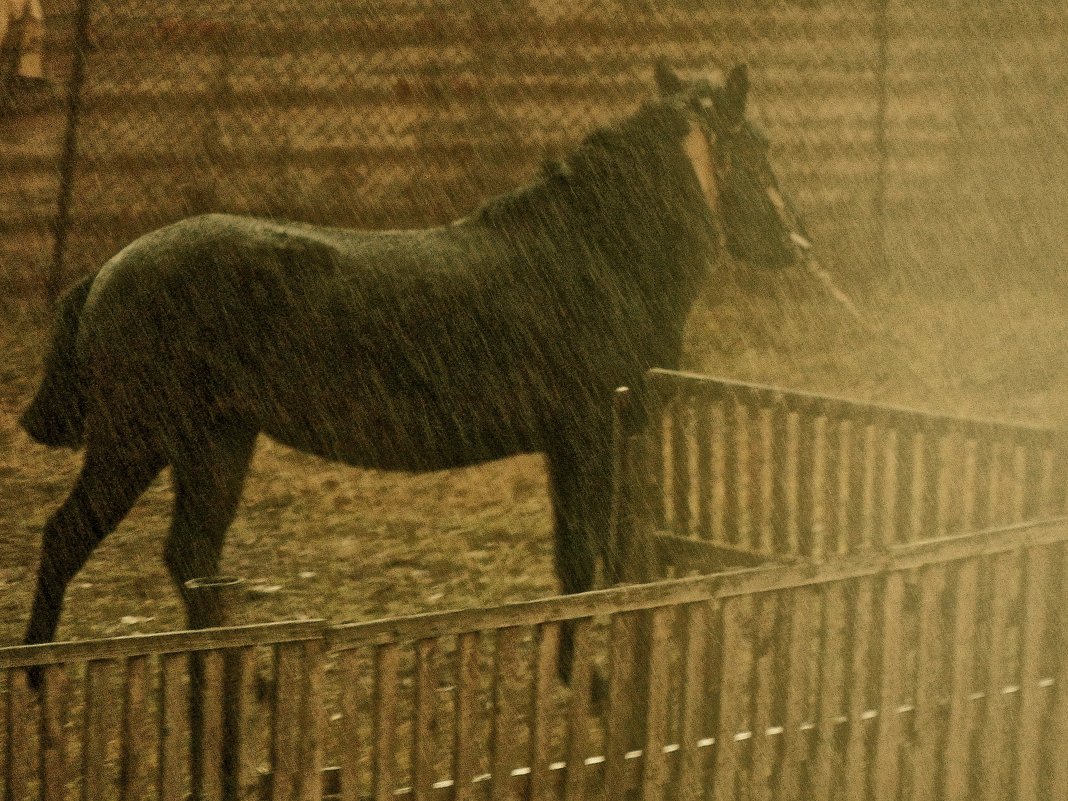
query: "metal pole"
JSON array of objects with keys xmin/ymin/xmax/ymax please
[{"xmin": 48, "ymin": 0, "xmax": 93, "ymax": 307}]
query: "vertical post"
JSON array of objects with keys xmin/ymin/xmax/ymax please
[
  {"xmin": 49, "ymin": 0, "xmax": 94, "ymax": 306},
  {"xmin": 607, "ymin": 386, "xmax": 634, "ymax": 586},
  {"xmin": 183, "ymin": 576, "xmax": 245, "ymax": 801},
  {"xmin": 872, "ymin": 0, "xmax": 890, "ymax": 272}
]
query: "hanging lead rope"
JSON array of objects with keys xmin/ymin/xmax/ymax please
[{"xmin": 773, "ymin": 187, "xmax": 952, "ymax": 398}]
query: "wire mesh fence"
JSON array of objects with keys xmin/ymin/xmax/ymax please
[{"xmin": 1, "ymin": 0, "xmax": 1066, "ymax": 300}]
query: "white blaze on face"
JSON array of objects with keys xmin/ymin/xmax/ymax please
[{"xmin": 683, "ymin": 122, "xmax": 718, "ymax": 211}]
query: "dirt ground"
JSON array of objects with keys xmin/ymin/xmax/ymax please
[{"xmin": 2, "ymin": 261, "xmax": 1066, "ymax": 648}]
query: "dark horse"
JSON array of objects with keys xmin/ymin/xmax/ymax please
[{"xmin": 20, "ymin": 62, "xmax": 802, "ymax": 677}]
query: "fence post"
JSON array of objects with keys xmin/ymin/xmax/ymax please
[
  {"xmin": 48, "ymin": 0, "xmax": 93, "ymax": 306},
  {"xmin": 183, "ymin": 576, "xmax": 245, "ymax": 801}
]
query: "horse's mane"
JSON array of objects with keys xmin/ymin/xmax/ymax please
[{"xmin": 474, "ymin": 98, "xmax": 693, "ymax": 226}]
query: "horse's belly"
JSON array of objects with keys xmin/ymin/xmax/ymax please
[{"xmin": 258, "ymin": 387, "xmax": 543, "ymax": 472}]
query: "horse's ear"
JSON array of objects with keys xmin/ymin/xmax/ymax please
[
  {"xmin": 721, "ymin": 63, "xmax": 749, "ymax": 122},
  {"xmin": 654, "ymin": 59, "xmax": 685, "ymax": 96}
]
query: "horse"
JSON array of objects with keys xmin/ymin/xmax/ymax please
[{"xmin": 19, "ymin": 61, "xmax": 803, "ymax": 681}]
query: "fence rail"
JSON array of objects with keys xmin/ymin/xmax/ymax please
[{"xmin": 2, "ymin": 518, "xmax": 1066, "ymax": 801}]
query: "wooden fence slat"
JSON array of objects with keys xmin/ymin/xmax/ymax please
[
  {"xmin": 942, "ymin": 561, "xmax": 979, "ymax": 801},
  {"xmin": 562, "ymin": 620, "xmax": 593, "ymax": 801},
  {"xmin": 641, "ymin": 607, "xmax": 673, "ymax": 801},
  {"xmin": 989, "ymin": 442, "xmax": 1006, "ymax": 527},
  {"xmin": 338, "ymin": 649, "xmax": 363, "ymax": 801},
  {"xmin": 678, "ymin": 603, "xmax": 710, "ymax": 801},
  {"xmin": 872, "ymin": 573, "xmax": 907, "ymax": 800},
  {"xmin": 672, "ymin": 397, "xmax": 693, "ymax": 536},
  {"xmin": 724, "ymin": 401, "xmax": 749, "ymax": 547},
  {"xmin": 412, "ymin": 638, "xmax": 438, "ymax": 801},
  {"xmin": 755, "ymin": 407, "xmax": 775, "ymax": 553},
  {"xmin": 84, "ymin": 658, "xmax": 113, "ymax": 801},
  {"xmin": 1011, "ymin": 445, "xmax": 1028, "ymax": 523},
  {"xmin": 372, "ymin": 643, "xmax": 400, "ymax": 801},
  {"xmin": 196, "ymin": 650, "xmax": 226, "ymax": 801},
  {"xmin": 5, "ymin": 668, "xmax": 31, "ymax": 801},
  {"xmin": 777, "ymin": 586, "xmax": 815, "ymax": 801},
  {"xmin": 605, "ymin": 612, "xmax": 640, "ymax": 799},
  {"xmin": 222, "ymin": 646, "xmax": 256, "ymax": 801},
  {"xmin": 453, "ymin": 632, "xmax": 480, "ymax": 801},
  {"xmin": 159, "ymin": 653, "xmax": 186, "ymax": 801},
  {"xmin": 843, "ymin": 579, "xmax": 875, "ymax": 801},
  {"xmin": 709, "ymin": 402, "xmax": 727, "ymax": 547},
  {"xmin": 933, "ymin": 432, "xmax": 954, "ymax": 537},
  {"xmin": 845, "ymin": 420, "xmax": 867, "ymax": 552},
  {"xmin": 651, "ymin": 403, "xmax": 667, "ymax": 529},
  {"xmin": 974, "ymin": 440, "xmax": 997, "ymax": 530},
  {"xmin": 0, "ymin": 669, "xmax": 6, "ymax": 801},
  {"xmin": 749, "ymin": 594, "xmax": 779, "ymax": 801},
  {"xmin": 877, "ymin": 428, "xmax": 899, "ymax": 548},
  {"xmin": 796, "ymin": 414, "xmax": 820, "ymax": 559},
  {"xmin": 1013, "ymin": 547, "xmax": 1049, "ymax": 801},
  {"xmin": 695, "ymin": 400, "xmax": 713, "ymax": 541},
  {"xmin": 529, "ymin": 622, "xmax": 559, "ymax": 801},
  {"xmin": 272, "ymin": 643, "xmax": 305, "ymax": 801},
  {"xmin": 828, "ymin": 418, "xmax": 851, "ymax": 557},
  {"xmin": 811, "ymin": 582, "xmax": 847, "ymax": 799},
  {"xmin": 40, "ymin": 663, "xmax": 68, "ymax": 801},
  {"xmin": 1029, "ymin": 452, "xmax": 1055, "ymax": 521},
  {"xmin": 712, "ymin": 595, "xmax": 752, "ymax": 801},
  {"xmin": 1059, "ymin": 447, "xmax": 1068, "ymax": 517},
  {"xmin": 979, "ymin": 553, "xmax": 1015, "ymax": 801},
  {"xmin": 921, "ymin": 428, "xmax": 942, "ymax": 539},
  {"xmin": 1037, "ymin": 448, "xmax": 1056, "ymax": 519},
  {"xmin": 962, "ymin": 439, "xmax": 979, "ymax": 532},
  {"xmin": 1049, "ymin": 544, "xmax": 1067, "ymax": 801},
  {"xmin": 859, "ymin": 422, "xmax": 878, "ymax": 551},
  {"xmin": 895, "ymin": 428, "xmax": 916, "ymax": 545},
  {"xmin": 490, "ymin": 627, "xmax": 524, "ymax": 801},
  {"xmin": 120, "ymin": 654, "xmax": 151, "ymax": 801},
  {"xmin": 301, "ymin": 639, "xmax": 325, "ymax": 801},
  {"xmin": 771, "ymin": 407, "xmax": 797, "ymax": 555},
  {"xmin": 909, "ymin": 565, "xmax": 946, "ymax": 801}
]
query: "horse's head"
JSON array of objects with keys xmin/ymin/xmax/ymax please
[{"xmin": 656, "ymin": 60, "xmax": 807, "ymax": 269}]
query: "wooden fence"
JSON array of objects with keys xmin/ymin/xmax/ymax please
[
  {"xmin": 612, "ymin": 370, "xmax": 1068, "ymax": 576},
  {"xmin": 3, "ymin": 372, "xmax": 1066, "ymax": 799},
  {"xmin": 1, "ymin": 519, "xmax": 1065, "ymax": 801}
]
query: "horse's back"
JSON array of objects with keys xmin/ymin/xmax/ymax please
[{"xmin": 72, "ymin": 213, "xmax": 556, "ymax": 464}]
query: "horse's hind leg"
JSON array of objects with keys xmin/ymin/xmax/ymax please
[
  {"xmin": 546, "ymin": 441, "xmax": 612, "ymax": 688},
  {"xmin": 163, "ymin": 423, "xmax": 257, "ymax": 630},
  {"xmin": 25, "ymin": 440, "xmax": 165, "ymax": 647}
]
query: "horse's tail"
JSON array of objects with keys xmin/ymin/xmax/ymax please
[{"xmin": 19, "ymin": 273, "xmax": 96, "ymax": 448}]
